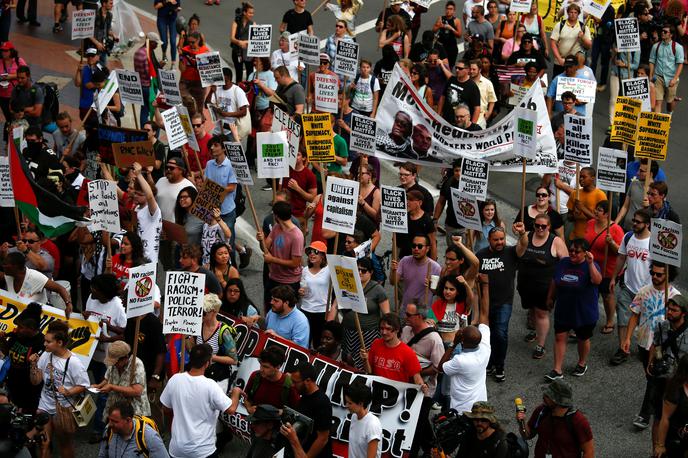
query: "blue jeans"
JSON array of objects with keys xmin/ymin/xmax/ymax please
[
  {"xmin": 89, "ymin": 360, "xmax": 108, "ymax": 434},
  {"xmin": 140, "ymin": 86, "xmax": 150, "ymax": 127},
  {"xmin": 488, "ymin": 303, "xmax": 513, "ymax": 370},
  {"xmin": 157, "ymin": 14, "xmax": 177, "ymax": 62}
]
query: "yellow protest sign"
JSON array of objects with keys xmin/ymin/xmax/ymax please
[
  {"xmin": 635, "ymin": 112, "xmax": 671, "ymax": 161},
  {"xmin": 539, "ymin": 0, "xmax": 564, "ymax": 32},
  {"xmin": 335, "ymin": 265, "xmax": 357, "ymax": 294},
  {"xmin": 0, "ymin": 290, "xmax": 101, "ymax": 367},
  {"xmin": 302, "ymin": 113, "xmax": 336, "ymax": 163},
  {"xmin": 610, "ymin": 96, "xmax": 641, "ymax": 146}
]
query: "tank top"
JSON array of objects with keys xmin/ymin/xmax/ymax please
[
  {"xmin": 518, "ymin": 232, "xmax": 557, "ymax": 286},
  {"xmin": 196, "ymin": 322, "xmax": 222, "ymax": 355},
  {"xmin": 439, "ymin": 16, "xmax": 458, "ymax": 49},
  {"xmin": 522, "ymin": 15, "xmax": 541, "ymax": 35}
]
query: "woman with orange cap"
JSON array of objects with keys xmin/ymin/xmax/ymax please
[{"xmin": 299, "ymin": 241, "xmax": 331, "ymax": 348}]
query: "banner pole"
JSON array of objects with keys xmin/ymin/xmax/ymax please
[
  {"xmin": 311, "ymin": 0, "xmax": 330, "ymax": 16},
  {"xmin": 644, "ymin": 159, "xmax": 652, "ymax": 194},
  {"xmin": 665, "ymin": 262, "xmax": 670, "ymax": 306},
  {"xmin": 325, "ymin": 232, "xmax": 339, "ymax": 317},
  {"xmin": 423, "ymin": 261, "xmax": 432, "ymax": 308},
  {"xmin": 244, "ymin": 186, "xmax": 265, "ymax": 253},
  {"xmin": 180, "ymin": 148, "xmax": 193, "ymax": 177},
  {"xmin": 520, "ymin": 157, "xmax": 526, "ymax": 223},
  {"xmin": 179, "ymin": 336, "xmax": 186, "ymax": 372},
  {"xmin": 193, "ymin": 150, "xmax": 204, "ymax": 179},
  {"xmin": 102, "ymin": 230, "xmax": 112, "ymax": 260},
  {"xmin": 353, "ymin": 311, "xmax": 366, "ymax": 351},
  {"xmin": 133, "ymin": 105, "xmax": 139, "ymax": 130},
  {"xmin": 392, "ymin": 233, "xmax": 399, "ymax": 313},
  {"xmin": 128, "ymin": 316, "xmax": 142, "ymax": 384},
  {"xmin": 338, "ymin": 77, "xmax": 347, "ymax": 135},
  {"xmin": 271, "ymin": 178, "xmax": 277, "ymax": 201},
  {"xmin": 573, "ymin": 162, "xmax": 580, "ymax": 210}
]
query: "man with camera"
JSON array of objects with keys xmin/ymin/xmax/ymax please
[
  {"xmin": 246, "ymin": 404, "xmax": 287, "ymax": 458},
  {"xmin": 457, "ymin": 401, "xmax": 510, "ymax": 457}
]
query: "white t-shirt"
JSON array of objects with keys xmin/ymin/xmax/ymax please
[
  {"xmin": 463, "ymin": 0, "xmax": 483, "ymax": 25},
  {"xmin": 213, "ymin": 84, "xmax": 249, "ymax": 126},
  {"xmin": 619, "ymin": 233, "xmax": 651, "ymax": 294},
  {"xmin": 349, "ymin": 411, "xmax": 382, "ymax": 458},
  {"xmin": 155, "ymin": 177, "xmax": 195, "ymax": 222},
  {"xmin": 299, "ymin": 266, "xmax": 331, "ymax": 313},
  {"xmin": 160, "ymin": 372, "xmax": 233, "ymax": 458},
  {"xmin": 351, "ymin": 75, "xmax": 381, "ymax": 113},
  {"xmin": 137, "ymin": 204, "xmax": 162, "ymax": 264},
  {"xmin": 5, "ymin": 268, "xmax": 49, "ymax": 303},
  {"xmin": 443, "ymin": 323, "xmax": 491, "ymax": 413},
  {"xmin": 271, "ymin": 49, "xmax": 300, "ymax": 81},
  {"xmin": 37, "ymin": 352, "xmax": 90, "ymax": 415},
  {"xmin": 85, "ymin": 295, "xmax": 127, "ymax": 363}
]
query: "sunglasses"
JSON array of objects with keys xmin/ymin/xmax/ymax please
[
  {"xmin": 22, "ymin": 239, "xmax": 39, "ymax": 243},
  {"xmin": 536, "ymin": 193, "xmax": 548, "ymax": 198},
  {"xmin": 406, "ymin": 312, "xmax": 420, "ymax": 318},
  {"xmin": 358, "ymin": 268, "xmax": 368, "ymax": 274},
  {"xmin": 455, "ymin": 66, "xmax": 466, "ymax": 70},
  {"xmin": 192, "ymin": 123, "xmax": 203, "ymax": 128},
  {"xmin": 166, "ymin": 165, "xmax": 180, "ymax": 170},
  {"xmin": 412, "ymin": 243, "xmax": 425, "ymax": 249},
  {"xmin": 650, "ymin": 271, "xmax": 666, "ymax": 277},
  {"xmin": 336, "ymin": 24, "xmax": 344, "ymax": 28},
  {"xmin": 533, "ymin": 223, "xmax": 548, "ymax": 230},
  {"xmin": 306, "ymin": 248, "xmax": 321, "ymax": 255}
]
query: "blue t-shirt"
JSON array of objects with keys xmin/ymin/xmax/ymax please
[
  {"xmin": 205, "ymin": 157, "xmax": 238, "ymax": 215},
  {"xmin": 626, "ymin": 160, "xmax": 667, "ymax": 182},
  {"xmin": 79, "ymin": 65, "xmax": 98, "ymax": 109},
  {"xmin": 553, "ymin": 258, "xmax": 600, "ymax": 328},
  {"xmin": 265, "ymin": 308, "xmax": 310, "ymax": 348}
]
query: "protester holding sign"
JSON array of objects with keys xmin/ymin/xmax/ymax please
[
  {"xmin": 207, "ymin": 68, "xmax": 250, "ymax": 139},
  {"xmin": 646, "ymin": 181, "xmax": 681, "ymax": 224},
  {"xmin": 129, "ymin": 162, "xmax": 162, "ymax": 264},
  {"xmin": 282, "ymin": 149, "xmax": 317, "ymax": 233},
  {"xmin": 615, "ymin": 159, "xmax": 657, "ymax": 231},
  {"xmin": 204, "ymin": 135, "xmax": 239, "ymax": 255},
  {"xmin": 566, "ymin": 167, "xmax": 607, "ymax": 239},
  {"xmin": 179, "ymin": 32, "xmax": 210, "ymax": 118}
]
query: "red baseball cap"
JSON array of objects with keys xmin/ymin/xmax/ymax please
[{"xmin": 0, "ymin": 42, "xmax": 15, "ymax": 51}]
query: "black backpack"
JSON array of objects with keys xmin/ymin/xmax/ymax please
[
  {"xmin": 234, "ymin": 183, "xmax": 246, "ymax": 217},
  {"xmin": 501, "ymin": 432, "xmax": 529, "ymax": 458},
  {"xmin": 34, "ymin": 82, "xmax": 60, "ymax": 124}
]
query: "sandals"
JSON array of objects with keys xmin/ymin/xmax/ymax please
[{"xmin": 601, "ymin": 325, "xmax": 614, "ymax": 334}]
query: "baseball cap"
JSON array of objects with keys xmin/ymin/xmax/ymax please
[
  {"xmin": 390, "ymin": 0, "xmax": 404, "ymax": 4},
  {"xmin": 147, "ymin": 32, "xmax": 162, "ymax": 44},
  {"xmin": 471, "ymin": 33, "xmax": 485, "ymax": 42},
  {"xmin": 319, "ymin": 53, "xmax": 331, "ymax": 62},
  {"xmin": 0, "ymin": 42, "xmax": 15, "ymax": 51},
  {"xmin": 166, "ymin": 157, "xmax": 187, "ymax": 171},
  {"xmin": 306, "ymin": 241, "xmax": 328, "ymax": 254},
  {"xmin": 280, "ymin": 31, "xmax": 291, "ymax": 39},
  {"xmin": 668, "ymin": 295, "xmax": 688, "ymax": 313},
  {"xmin": 105, "ymin": 341, "xmax": 131, "ymax": 366},
  {"xmin": 85, "ymin": 48, "xmax": 98, "ymax": 56},
  {"xmin": 564, "ymin": 55, "xmax": 577, "ymax": 66}
]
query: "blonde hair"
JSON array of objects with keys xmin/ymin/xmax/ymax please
[{"xmin": 203, "ymin": 293, "xmax": 222, "ymax": 313}]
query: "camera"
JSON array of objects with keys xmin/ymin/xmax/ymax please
[
  {"xmin": 431, "ymin": 409, "xmax": 475, "ymax": 455},
  {"xmin": 281, "ymin": 406, "xmax": 313, "ymax": 442},
  {"xmin": 0, "ymin": 404, "xmax": 50, "ymax": 456},
  {"xmin": 653, "ymin": 357, "xmax": 673, "ymax": 377}
]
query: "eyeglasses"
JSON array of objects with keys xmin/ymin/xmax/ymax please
[
  {"xmin": 650, "ymin": 271, "xmax": 666, "ymax": 277},
  {"xmin": 534, "ymin": 223, "xmax": 548, "ymax": 230},
  {"xmin": 412, "ymin": 243, "xmax": 425, "ymax": 249},
  {"xmin": 227, "ymin": 288, "xmax": 241, "ymax": 294},
  {"xmin": 399, "ymin": 172, "xmax": 412, "ymax": 177},
  {"xmin": 536, "ymin": 193, "xmax": 548, "ymax": 198}
]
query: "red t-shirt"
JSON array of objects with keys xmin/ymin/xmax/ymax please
[
  {"xmin": 246, "ymin": 371, "xmax": 300, "ymax": 409},
  {"xmin": 111, "ymin": 254, "xmax": 131, "ymax": 289},
  {"xmin": 527, "ymin": 405, "xmax": 593, "ymax": 458},
  {"xmin": 180, "ymin": 45, "xmax": 209, "ymax": 81},
  {"xmin": 368, "ymin": 338, "xmax": 421, "ymax": 383},
  {"xmin": 282, "ymin": 167, "xmax": 317, "ymax": 217},
  {"xmin": 184, "ymin": 132, "xmax": 212, "ymax": 173},
  {"xmin": 583, "ymin": 219, "xmax": 624, "ymax": 278}
]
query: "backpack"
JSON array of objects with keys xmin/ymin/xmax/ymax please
[
  {"xmin": 234, "ymin": 183, "xmax": 246, "ymax": 217},
  {"xmin": 246, "ymin": 371, "xmax": 293, "ymax": 406},
  {"xmin": 353, "ymin": 73, "xmax": 378, "ymax": 94},
  {"xmin": 33, "ymin": 82, "xmax": 60, "ymax": 124},
  {"xmin": 558, "ymin": 19, "xmax": 585, "ymax": 35},
  {"xmin": 501, "ymin": 432, "xmax": 530, "ymax": 458},
  {"xmin": 106, "ymin": 416, "xmax": 159, "ymax": 458},
  {"xmin": 651, "ymin": 40, "xmax": 678, "ymax": 61}
]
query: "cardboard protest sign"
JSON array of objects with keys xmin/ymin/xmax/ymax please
[
  {"xmin": 333, "ymin": 40, "xmax": 359, "ymax": 79},
  {"xmin": 596, "ymin": 147, "xmax": 627, "ymax": 193},
  {"xmin": 161, "ymin": 107, "xmax": 188, "ymax": 150},
  {"xmin": 635, "ymin": 112, "xmax": 671, "ymax": 161},
  {"xmin": 350, "ymin": 113, "xmax": 377, "ymax": 155},
  {"xmin": 615, "ymin": 18, "xmax": 640, "ymax": 52},
  {"xmin": 247, "ymin": 25, "xmax": 272, "ymax": 57},
  {"xmin": 458, "ymin": 158, "xmax": 490, "ymax": 201},
  {"xmin": 163, "ymin": 271, "xmax": 205, "ymax": 335},
  {"xmin": 322, "ymin": 176, "xmax": 359, "ymax": 235},
  {"xmin": 326, "ymin": 255, "xmax": 368, "ymax": 313},
  {"xmin": 508, "ymin": 83, "xmax": 530, "ymax": 106},
  {"xmin": 87, "ymin": 179, "xmax": 120, "ymax": 233},
  {"xmin": 93, "ymin": 71, "xmax": 118, "ymax": 115},
  {"xmin": 115, "ymin": 70, "xmax": 144, "ymax": 105},
  {"xmin": 126, "ymin": 262, "xmax": 157, "ymax": 318},
  {"xmin": 380, "ymin": 185, "xmax": 408, "ymax": 233},
  {"xmin": 510, "ymin": 0, "xmax": 533, "ymax": 13},
  {"xmin": 71, "ymin": 10, "xmax": 96, "ymax": 40},
  {"xmin": 555, "ymin": 77, "xmax": 597, "ymax": 103},
  {"xmin": 159, "ymin": 69, "xmax": 183, "ymax": 105},
  {"xmin": 271, "ymin": 106, "xmax": 301, "ymax": 168},
  {"xmin": 197, "ymin": 51, "xmax": 224, "ymax": 88},
  {"xmin": 450, "ymin": 189, "xmax": 482, "ymax": 231},
  {"xmin": 162, "ymin": 220, "xmax": 188, "ymax": 244},
  {"xmin": 302, "ymin": 113, "xmax": 336, "ymax": 163},
  {"xmin": 583, "ymin": 0, "xmax": 611, "ymax": 19},
  {"xmin": 257, "ymin": 131, "xmax": 289, "ymax": 179},
  {"xmin": 176, "ymin": 105, "xmax": 200, "ymax": 152},
  {"xmin": 225, "ymin": 142, "xmax": 253, "ymax": 186},
  {"xmin": 564, "ymin": 115, "xmax": 592, "ymax": 164},
  {"xmin": 314, "ymin": 73, "xmax": 339, "ymax": 113},
  {"xmin": 0, "ymin": 290, "xmax": 101, "ymax": 368},
  {"xmin": 298, "ymin": 33, "xmax": 320, "ymax": 66},
  {"xmin": 621, "ymin": 77, "xmax": 651, "ymax": 112},
  {"xmin": 651, "ymin": 219, "xmax": 682, "ymax": 267},
  {"xmin": 513, "ymin": 107, "xmax": 538, "ymax": 159},
  {"xmin": 0, "ymin": 156, "xmax": 13, "ymax": 207},
  {"xmin": 97, "ymin": 125, "xmax": 149, "ymax": 165},
  {"xmin": 189, "ymin": 179, "xmax": 226, "ymax": 225},
  {"xmin": 112, "ymin": 141, "xmax": 155, "ymax": 169},
  {"xmin": 610, "ymin": 96, "xmax": 641, "ymax": 145}
]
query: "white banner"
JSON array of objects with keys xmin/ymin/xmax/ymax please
[
  {"xmin": 651, "ymin": 219, "xmax": 682, "ymax": 267},
  {"xmin": 197, "ymin": 51, "xmax": 224, "ymax": 88},
  {"xmin": 555, "ymin": 77, "xmax": 597, "ymax": 104},
  {"xmin": 271, "ymin": 106, "xmax": 301, "ymax": 168},
  {"xmin": 126, "ymin": 262, "xmax": 156, "ymax": 319},
  {"xmin": 564, "ymin": 115, "xmax": 592, "ymax": 165},
  {"xmin": 225, "ymin": 142, "xmax": 253, "ymax": 186},
  {"xmin": 350, "ymin": 113, "xmax": 377, "ymax": 155},
  {"xmin": 71, "ymin": 10, "xmax": 96, "ymax": 40},
  {"xmin": 161, "ymin": 107, "xmax": 188, "ymax": 150},
  {"xmin": 459, "ymin": 157, "xmax": 490, "ymax": 201},
  {"xmin": 247, "ymin": 25, "xmax": 272, "ymax": 57},
  {"xmin": 450, "ymin": 188, "xmax": 482, "ymax": 231},
  {"xmin": 314, "ymin": 73, "xmax": 339, "ymax": 114},
  {"xmin": 116, "ymin": 69, "xmax": 144, "ymax": 105},
  {"xmin": 621, "ymin": 77, "xmax": 651, "ymax": 112},
  {"xmin": 380, "ymin": 185, "xmax": 408, "ymax": 233},
  {"xmin": 326, "ymin": 255, "xmax": 367, "ymax": 313},
  {"xmin": 257, "ymin": 131, "xmax": 289, "ymax": 179},
  {"xmin": 0, "ymin": 156, "xmax": 13, "ymax": 207},
  {"xmin": 333, "ymin": 40, "xmax": 359, "ymax": 79},
  {"xmin": 298, "ymin": 33, "xmax": 320, "ymax": 66},
  {"xmin": 374, "ymin": 65, "xmax": 557, "ymax": 172},
  {"xmin": 596, "ymin": 147, "xmax": 627, "ymax": 193},
  {"xmin": 513, "ymin": 107, "xmax": 538, "ymax": 159},
  {"xmin": 615, "ymin": 18, "xmax": 640, "ymax": 52},
  {"xmin": 163, "ymin": 271, "xmax": 205, "ymax": 335},
  {"xmin": 322, "ymin": 176, "xmax": 359, "ymax": 235},
  {"xmin": 159, "ymin": 69, "xmax": 183, "ymax": 105},
  {"xmin": 87, "ymin": 179, "xmax": 120, "ymax": 233}
]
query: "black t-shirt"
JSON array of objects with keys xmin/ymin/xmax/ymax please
[
  {"xmin": 440, "ymin": 177, "xmax": 460, "ymax": 228},
  {"xmin": 408, "ymin": 182, "xmax": 434, "ymax": 216},
  {"xmin": 397, "ymin": 212, "xmax": 435, "ymax": 259},
  {"xmin": 441, "ymin": 77, "xmax": 481, "ymax": 122},
  {"xmin": 457, "ymin": 429, "xmax": 509, "ymax": 458},
  {"xmin": 298, "ymin": 389, "xmax": 333, "ymax": 458},
  {"xmin": 6, "ymin": 331, "xmax": 44, "ymax": 410},
  {"xmin": 282, "ymin": 9, "xmax": 313, "ymax": 34},
  {"xmin": 477, "ymin": 245, "xmax": 519, "ymax": 306},
  {"xmin": 507, "ymin": 49, "xmax": 547, "ymax": 71},
  {"xmin": 373, "ymin": 61, "xmax": 395, "ymax": 95},
  {"xmin": 409, "ymin": 42, "xmax": 447, "ymax": 63},
  {"xmin": 124, "ymin": 313, "xmax": 166, "ymax": 379}
]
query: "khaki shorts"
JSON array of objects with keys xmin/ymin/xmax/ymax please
[{"xmin": 655, "ymin": 75, "xmax": 680, "ymax": 103}]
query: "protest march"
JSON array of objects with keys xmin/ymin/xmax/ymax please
[{"xmin": 2, "ymin": 0, "xmax": 688, "ymax": 457}]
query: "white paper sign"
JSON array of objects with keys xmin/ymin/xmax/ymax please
[
  {"xmin": 163, "ymin": 271, "xmax": 205, "ymax": 335},
  {"xmin": 458, "ymin": 157, "xmax": 490, "ymax": 201},
  {"xmin": 126, "ymin": 262, "xmax": 157, "ymax": 318},
  {"xmin": 298, "ymin": 33, "xmax": 320, "ymax": 66},
  {"xmin": 513, "ymin": 107, "xmax": 538, "ymax": 159},
  {"xmin": 510, "ymin": 0, "xmax": 533, "ymax": 13},
  {"xmin": 115, "ymin": 70, "xmax": 144, "ymax": 105},
  {"xmin": 508, "ymin": 83, "xmax": 530, "ymax": 106},
  {"xmin": 87, "ymin": 179, "xmax": 120, "ymax": 233},
  {"xmin": 326, "ymin": 254, "xmax": 367, "ymax": 313},
  {"xmin": 71, "ymin": 10, "xmax": 96, "ymax": 40},
  {"xmin": 323, "ymin": 176, "xmax": 359, "ymax": 235},
  {"xmin": 650, "ymin": 219, "xmax": 682, "ymax": 267},
  {"xmin": 257, "ymin": 131, "xmax": 289, "ymax": 179},
  {"xmin": 161, "ymin": 107, "xmax": 188, "ymax": 150},
  {"xmin": 0, "ymin": 157, "xmax": 13, "ymax": 207},
  {"xmin": 314, "ymin": 73, "xmax": 339, "ymax": 114},
  {"xmin": 159, "ymin": 69, "xmax": 183, "ymax": 105},
  {"xmin": 225, "ymin": 142, "xmax": 253, "ymax": 186},
  {"xmin": 271, "ymin": 106, "xmax": 301, "ymax": 168},
  {"xmin": 556, "ymin": 77, "xmax": 597, "ymax": 104},
  {"xmin": 247, "ymin": 25, "xmax": 272, "ymax": 58},
  {"xmin": 333, "ymin": 40, "xmax": 359, "ymax": 79},
  {"xmin": 621, "ymin": 77, "xmax": 651, "ymax": 112},
  {"xmin": 564, "ymin": 114, "xmax": 592, "ymax": 164},
  {"xmin": 615, "ymin": 18, "xmax": 640, "ymax": 52},
  {"xmin": 380, "ymin": 186, "xmax": 408, "ymax": 233},
  {"xmin": 176, "ymin": 105, "xmax": 200, "ymax": 152},
  {"xmin": 583, "ymin": 0, "xmax": 611, "ymax": 19},
  {"xmin": 92, "ymin": 71, "xmax": 119, "ymax": 115},
  {"xmin": 450, "ymin": 189, "xmax": 482, "ymax": 231},
  {"xmin": 197, "ymin": 51, "xmax": 224, "ymax": 88},
  {"xmin": 596, "ymin": 147, "xmax": 627, "ymax": 193},
  {"xmin": 350, "ymin": 113, "xmax": 377, "ymax": 155}
]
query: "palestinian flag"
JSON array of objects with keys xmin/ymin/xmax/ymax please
[
  {"xmin": 9, "ymin": 141, "xmax": 88, "ymax": 237},
  {"xmin": 148, "ymin": 43, "xmax": 159, "ymax": 121}
]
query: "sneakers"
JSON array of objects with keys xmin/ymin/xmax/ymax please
[
  {"xmin": 571, "ymin": 364, "xmax": 588, "ymax": 377},
  {"xmin": 261, "ymin": 185, "xmax": 273, "ymax": 191},
  {"xmin": 633, "ymin": 415, "xmax": 650, "ymax": 430},
  {"xmin": 524, "ymin": 331, "xmax": 537, "ymax": 343},
  {"xmin": 610, "ymin": 348, "xmax": 630, "ymax": 366},
  {"xmin": 545, "ymin": 370, "xmax": 563, "ymax": 381},
  {"xmin": 532, "ymin": 345, "xmax": 546, "ymax": 359},
  {"xmin": 430, "ymin": 402, "xmax": 443, "ymax": 411},
  {"xmin": 238, "ymin": 246, "xmax": 253, "ymax": 269},
  {"xmin": 493, "ymin": 368, "xmax": 506, "ymax": 382},
  {"xmin": 486, "ymin": 366, "xmax": 496, "ymax": 376},
  {"xmin": 52, "ymin": 23, "xmax": 63, "ymax": 33}
]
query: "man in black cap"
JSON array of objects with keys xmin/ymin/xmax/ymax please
[
  {"xmin": 507, "ymin": 34, "xmax": 547, "ymax": 77},
  {"xmin": 246, "ymin": 404, "xmax": 287, "ymax": 458},
  {"xmin": 517, "ymin": 379, "xmax": 595, "ymax": 457}
]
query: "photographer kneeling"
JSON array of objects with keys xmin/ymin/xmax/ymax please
[{"xmin": 458, "ymin": 401, "xmax": 510, "ymax": 457}]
